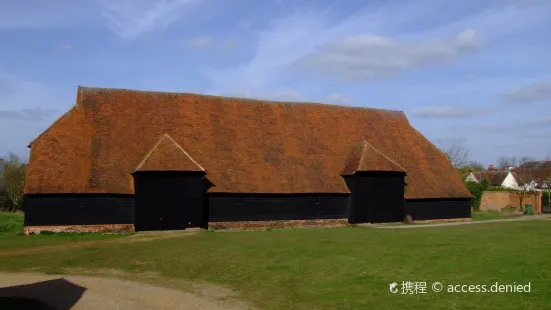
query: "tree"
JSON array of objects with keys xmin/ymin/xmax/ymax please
[
  {"xmin": 510, "ymin": 170, "xmax": 535, "ymax": 212},
  {"xmin": 498, "ymin": 156, "xmax": 518, "ymax": 169},
  {"xmin": 0, "ymin": 163, "xmax": 4, "ymax": 208},
  {"xmin": 437, "ymin": 138, "xmax": 471, "ymax": 168},
  {"xmin": 519, "ymin": 156, "xmax": 535, "ymax": 166},
  {"xmin": 3, "ymin": 153, "xmax": 27, "ymax": 211},
  {"xmin": 467, "ymin": 161, "xmax": 484, "ymax": 171}
]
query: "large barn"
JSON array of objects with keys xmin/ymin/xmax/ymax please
[{"xmin": 24, "ymin": 86, "xmax": 471, "ymax": 233}]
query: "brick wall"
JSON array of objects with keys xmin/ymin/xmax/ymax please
[
  {"xmin": 480, "ymin": 191, "xmax": 542, "ymax": 213},
  {"xmin": 208, "ymin": 219, "xmax": 350, "ymax": 230},
  {"xmin": 24, "ymin": 224, "xmax": 135, "ymax": 235}
]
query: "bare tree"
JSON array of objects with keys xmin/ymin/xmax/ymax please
[
  {"xmin": 467, "ymin": 161, "xmax": 484, "ymax": 171},
  {"xmin": 511, "ymin": 170, "xmax": 535, "ymax": 212},
  {"xmin": 437, "ymin": 138, "xmax": 471, "ymax": 168},
  {"xmin": 519, "ymin": 156, "xmax": 535, "ymax": 166},
  {"xmin": 3, "ymin": 153, "xmax": 27, "ymax": 211},
  {"xmin": 498, "ymin": 156, "xmax": 518, "ymax": 169}
]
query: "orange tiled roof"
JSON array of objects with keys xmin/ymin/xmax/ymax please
[
  {"xmin": 342, "ymin": 141, "xmax": 406, "ymax": 174},
  {"xmin": 25, "ymin": 86, "xmax": 471, "ymax": 199},
  {"xmin": 135, "ymin": 134, "xmax": 205, "ymax": 172}
]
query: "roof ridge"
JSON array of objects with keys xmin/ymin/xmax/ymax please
[
  {"xmin": 77, "ymin": 85, "xmax": 405, "ymax": 114},
  {"xmin": 134, "ymin": 134, "xmax": 205, "ymax": 172}
]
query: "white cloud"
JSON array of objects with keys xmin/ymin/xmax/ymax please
[
  {"xmin": 0, "ymin": 73, "xmax": 73, "ymax": 158},
  {"xmin": 186, "ymin": 36, "xmax": 212, "ymax": 49},
  {"xmin": 0, "ymin": 108, "xmax": 57, "ymax": 121},
  {"xmin": 468, "ymin": 117, "xmax": 551, "ymax": 132},
  {"xmin": 99, "ymin": 0, "xmax": 199, "ymax": 40},
  {"xmin": 326, "ymin": 93, "xmax": 350, "ymax": 105},
  {"xmin": 298, "ymin": 29, "xmax": 480, "ymax": 81},
  {"xmin": 0, "ymin": 74, "xmax": 71, "ymax": 122},
  {"xmin": 205, "ymin": 0, "xmax": 551, "ymax": 95},
  {"xmin": 221, "ymin": 88, "xmax": 303, "ymax": 102},
  {"xmin": 411, "ymin": 105, "xmax": 482, "ymax": 118},
  {"xmin": 505, "ymin": 81, "xmax": 551, "ymax": 103}
]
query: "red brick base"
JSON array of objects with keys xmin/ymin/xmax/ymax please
[
  {"xmin": 208, "ymin": 219, "xmax": 350, "ymax": 230},
  {"xmin": 24, "ymin": 224, "xmax": 135, "ymax": 235},
  {"xmin": 413, "ymin": 218, "xmax": 472, "ymax": 224}
]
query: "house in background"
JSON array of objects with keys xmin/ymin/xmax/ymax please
[
  {"xmin": 465, "ymin": 170, "xmax": 520, "ymax": 189},
  {"xmin": 467, "ymin": 161, "xmax": 551, "ymax": 192},
  {"xmin": 23, "ymin": 86, "xmax": 472, "ymax": 233},
  {"xmin": 513, "ymin": 161, "xmax": 551, "ymax": 191}
]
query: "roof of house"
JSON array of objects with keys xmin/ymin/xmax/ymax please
[
  {"xmin": 25, "ymin": 86, "xmax": 471, "ymax": 199},
  {"xmin": 471, "ymin": 171, "xmax": 511, "ymax": 186},
  {"xmin": 517, "ymin": 161, "xmax": 551, "ymax": 169},
  {"xmin": 512, "ymin": 167, "xmax": 551, "ymax": 185}
]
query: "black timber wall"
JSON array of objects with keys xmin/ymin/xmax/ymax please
[
  {"xmin": 405, "ymin": 198, "xmax": 471, "ymax": 220},
  {"xmin": 24, "ymin": 194, "xmax": 134, "ymax": 226},
  {"xmin": 208, "ymin": 194, "xmax": 349, "ymax": 221},
  {"xmin": 345, "ymin": 171, "xmax": 406, "ymax": 223},
  {"xmin": 133, "ymin": 171, "xmax": 209, "ymax": 231}
]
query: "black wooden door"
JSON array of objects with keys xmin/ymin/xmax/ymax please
[
  {"xmin": 368, "ymin": 175, "xmax": 405, "ymax": 223},
  {"xmin": 133, "ymin": 172, "xmax": 206, "ymax": 231},
  {"xmin": 348, "ymin": 172, "xmax": 405, "ymax": 224}
]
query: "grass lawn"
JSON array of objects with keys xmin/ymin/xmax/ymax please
[
  {"xmin": 471, "ymin": 211, "xmax": 524, "ymax": 221},
  {"xmin": 0, "ymin": 213, "xmax": 550, "ymax": 309},
  {"xmin": 0, "ymin": 212, "xmax": 126, "ymax": 250}
]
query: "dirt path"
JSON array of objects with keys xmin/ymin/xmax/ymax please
[
  {"xmin": 0, "ymin": 272, "xmax": 253, "ymax": 310},
  {"xmin": 0, "ymin": 231, "xmax": 197, "ymax": 257},
  {"xmin": 369, "ymin": 214, "xmax": 551, "ymax": 229}
]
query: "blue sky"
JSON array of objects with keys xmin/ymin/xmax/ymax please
[{"xmin": 1, "ymin": 0, "xmax": 550, "ymax": 166}]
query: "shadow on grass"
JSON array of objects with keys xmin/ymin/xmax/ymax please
[{"xmin": 0, "ymin": 278, "xmax": 86, "ymax": 310}]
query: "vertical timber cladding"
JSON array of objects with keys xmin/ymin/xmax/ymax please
[
  {"xmin": 133, "ymin": 171, "xmax": 209, "ymax": 231},
  {"xmin": 208, "ymin": 194, "xmax": 350, "ymax": 221},
  {"xmin": 405, "ymin": 198, "xmax": 471, "ymax": 220},
  {"xmin": 24, "ymin": 194, "xmax": 135, "ymax": 226},
  {"xmin": 346, "ymin": 171, "xmax": 406, "ymax": 223}
]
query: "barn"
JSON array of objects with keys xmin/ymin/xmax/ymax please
[{"xmin": 23, "ymin": 86, "xmax": 471, "ymax": 233}]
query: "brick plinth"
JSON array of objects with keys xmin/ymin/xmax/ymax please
[
  {"xmin": 414, "ymin": 218, "xmax": 472, "ymax": 224},
  {"xmin": 24, "ymin": 224, "xmax": 135, "ymax": 235},
  {"xmin": 208, "ymin": 219, "xmax": 350, "ymax": 230}
]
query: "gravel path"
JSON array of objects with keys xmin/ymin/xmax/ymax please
[
  {"xmin": 0, "ymin": 272, "xmax": 253, "ymax": 310},
  {"xmin": 369, "ymin": 214, "xmax": 551, "ymax": 229}
]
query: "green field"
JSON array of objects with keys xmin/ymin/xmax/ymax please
[
  {"xmin": 0, "ymin": 212, "xmax": 124, "ymax": 250},
  {"xmin": 471, "ymin": 211, "xmax": 523, "ymax": 221},
  {"xmin": 0, "ymin": 212, "xmax": 550, "ymax": 309}
]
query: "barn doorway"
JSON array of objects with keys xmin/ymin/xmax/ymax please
[
  {"xmin": 133, "ymin": 172, "xmax": 208, "ymax": 231},
  {"xmin": 346, "ymin": 171, "xmax": 405, "ymax": 224},
  {"xmin": 368, "ymin": 173, "xmax": 405, "ymax": 223}
]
